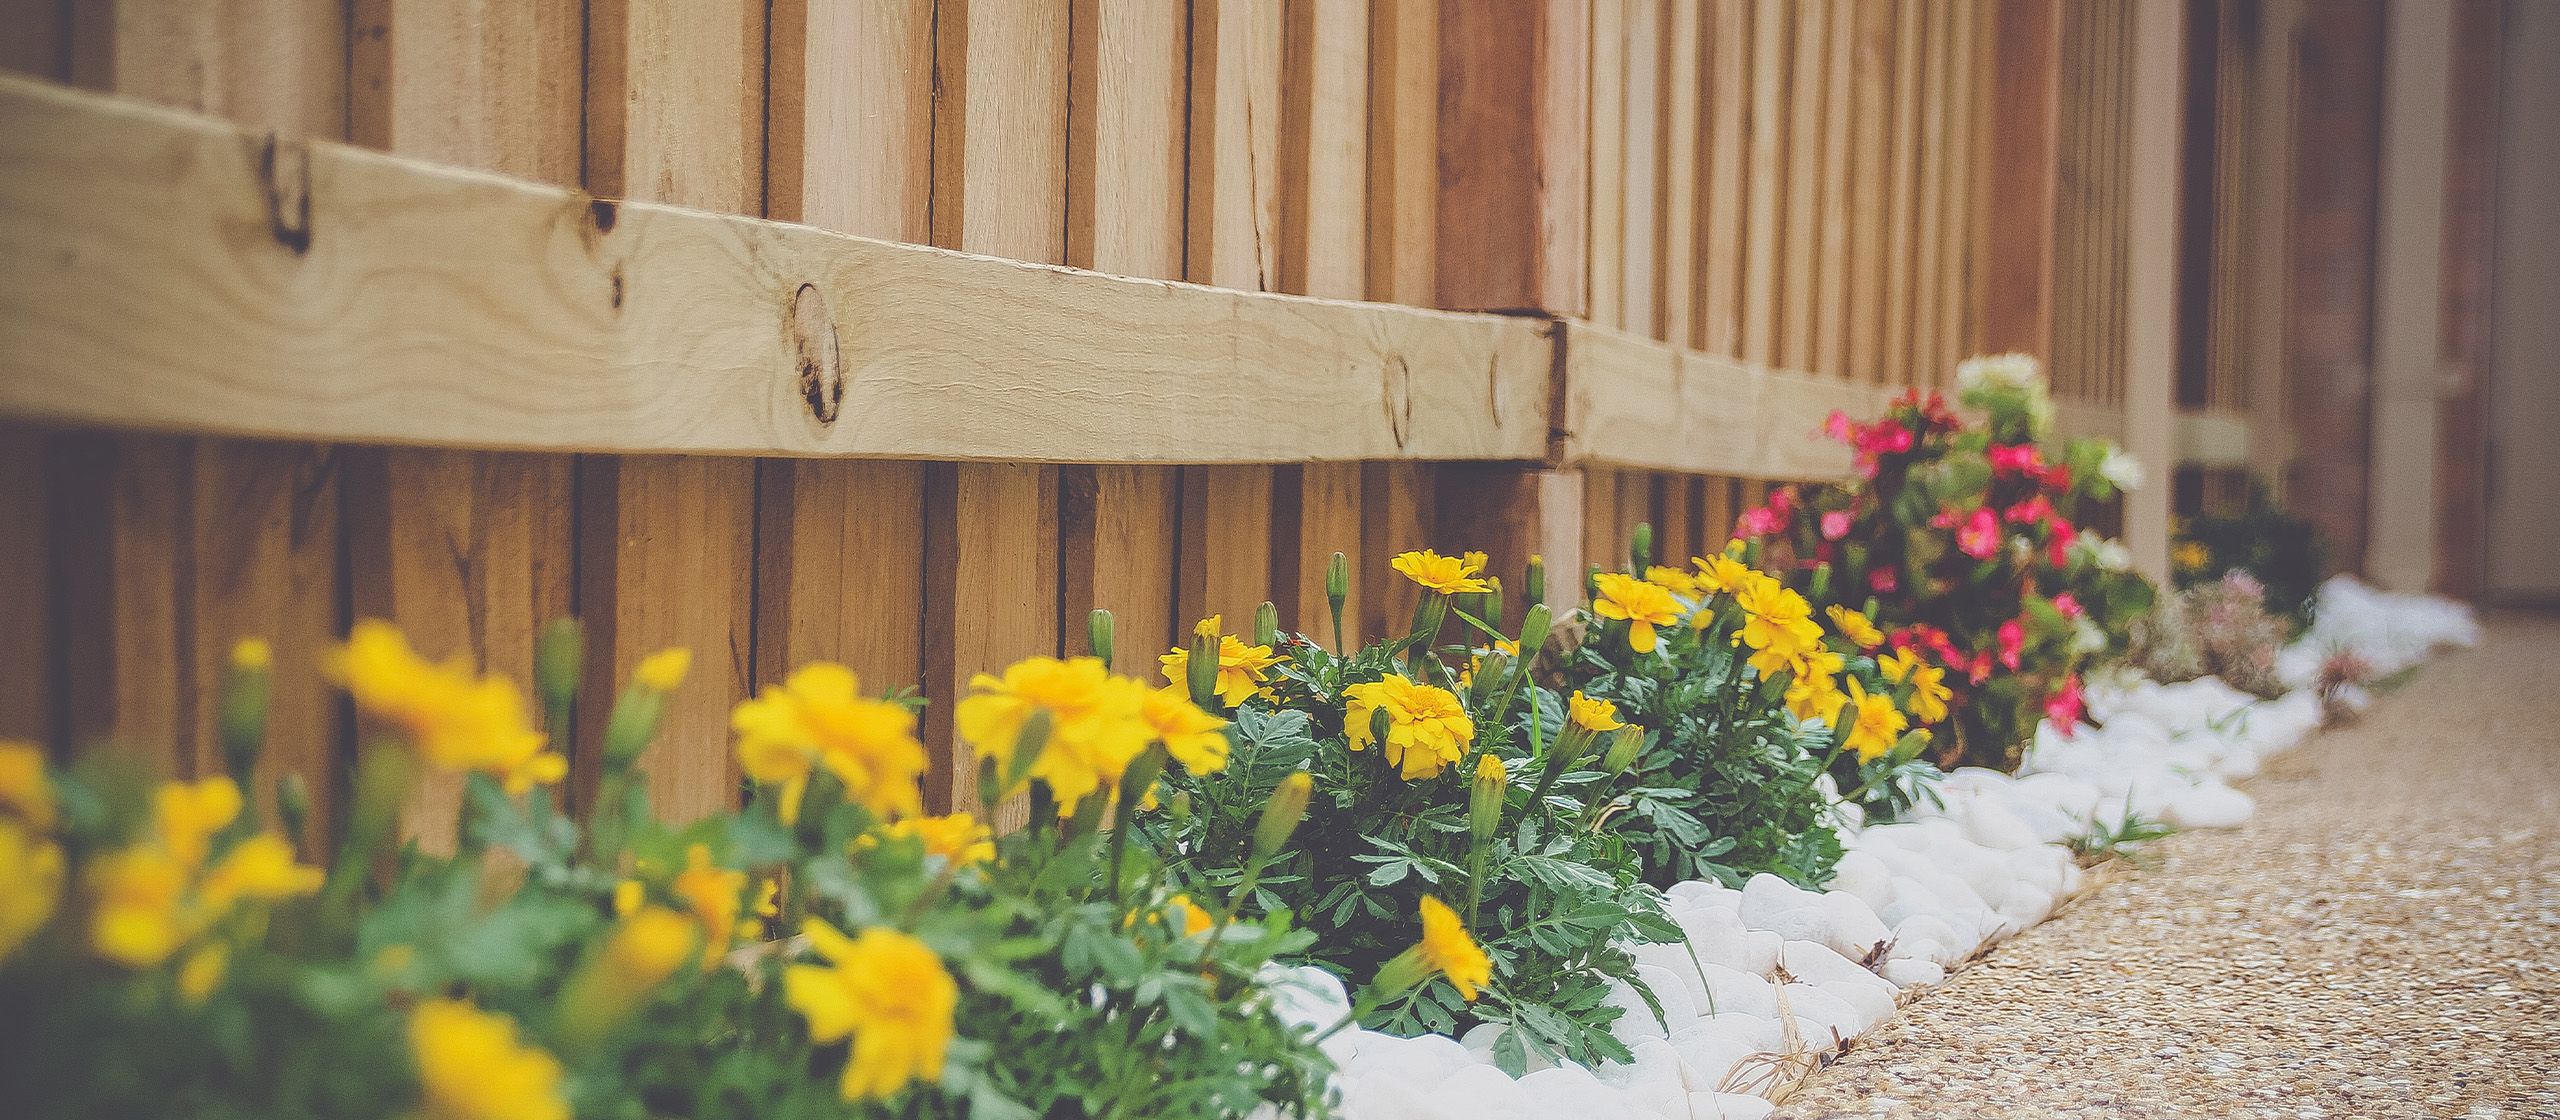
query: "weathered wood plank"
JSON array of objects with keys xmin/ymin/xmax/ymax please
[
  {"xmin": 1558, "ymin": 319, "xmax": 1879, "ymax": 480},
  {"xmin": 1739, "ymin": 0, "xmax": 1787, "ymax": 365},
  {"xmin": 0, "ymin": 76, "xmax": 1551, "ymax": 464},
  {"xmin": 1699, "ymin": 0, "xmax": 1749, "ymax": 356}
]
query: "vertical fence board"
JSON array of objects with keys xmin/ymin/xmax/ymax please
[
  {"xmin": 763, "ymin": 0, "xmax": 934, "ymax": 719},
  {"xmin": 1619, "ymin": 0, "xmax": 1664, "ymax": 339},
  {"xmin": 0, "ymin": 436, "xmax": 47, "ymax": 742},
  {"xmin": 1740, "ymin": 0, "xmax": 1787, "ymax": 364},
  {"xmin": 1183, "ymin": 0, "xmax": 1282, "ymax": 649},
  {"xmin": 1811, "ymin": 0, "xmax": 1854, "ymax": 379},
  {"xmin": 1910, "ymin": 0, "xmax": 1949, "ymax": 385},
  {"xmin": 1587, "ymin": 0, "xmax": 1627, "ymax": 328},
  {"xmin": 1659, "ymin": 0, "xmax": 1702, "ymax": 349},
  {"xmin": 1779, "ymin": 0, "xmax": 1826, "ymax": 371},
  {"xmin": 347, "ymin": 0, "xmax": 581, "ymax": 850},
  {"xmin": 1359, "ymin": 461, "xmax": 1435, "ymax": 646},
  {"xmin": 62, "ymin": 1, "xmax": 348, "ymax": 838},
  {"xmin": 1276, "ymin": 0, "xmax": 1369, "ymax": 637},
  {"xmin": 926, "ymin": 0, "xmax": 1069, "ymax": 819},
  {"xmin": 1700, "ymin": 0, "xmax": 1749, "ymax": 355},
  {"xmin": 1881, "ymin": 0, "xmax": 1925, "ymax": 387},
  {"xmin": 1063, "ymin": 0, "xmax": 1186, "ymax": 667},
  {"xmin": 1367, "ymin": 0, "xmax": 1437, "ymax": 305},
  {"xmin": 1936, "ymin": 0, "xmax": 1979, "ymax": 374},
  {"xmin": 1845, "ymin": 0, "xmax": 1891, "ymax": 382},
  {"xmin": 581, "ymin": 0, "xmax": 767, "ymax": 823}
]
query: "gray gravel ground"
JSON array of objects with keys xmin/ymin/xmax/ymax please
[{"xmin": 1774, "ymin": 612, "xmax": 2560, "ymax": 1119}]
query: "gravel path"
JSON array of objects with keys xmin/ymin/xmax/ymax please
[{"xmin": 1775, "ymin": 612, "xmax": 2560, "ymax": 1120}]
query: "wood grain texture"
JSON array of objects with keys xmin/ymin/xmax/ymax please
[
  {"xmin": 1367, "ymin": 0, "xmax": 1436, "ymax": 305},
  {"xmin": 1844, "ymin": 0, "xmax": 1892, "ymax": 382},
  {"xmin": 50, "ymin": 433, "xmax": 189, "ymax": 760},
  {"xmin": 1177, "ymin": 465, "xmax": 1277, "ymax": 637},
  {"xmin": 1881, "ymin": 0, "xmax": 1925, "ymax": 387},
  {"xmin": 1434, "ymin": 0, "xmax": 1587, "ymax": 316},
  {"xmin": 1977, "ymin": 0, "xmax": 2060, "ymax": 361},
  {"xmin": 922, "ymin": 460, "xmax": 1058, "ymax": 820},
  {"xmin": 0, "ymin": 77, "xmax": 1551, "ymax": 464},
  {"xmin": 1658, "ymin": 0, "xmax": 1702, "ymax": 350},
  {"xmin": 1739, "ymin": 0, "xmax": 1786, "ymax": 365},
  {"xmin": 345, "ymin": 447, "xmax": 573, "ymax": 849},
  {"xmin": 1558, "ymin": 319, "xmax": 1878, "ymax": 480},
  {"xmin": 1779, "ymin": 0, "xmax": 1826, "ymax": 371},
  {"xmin": 1618, "ymin": 0, "xmax": 1663, "ymax": 339},
  {"xmin": 1586, "ymin": 0, "xmax": 1626, "ymax": 328},
  {"xmin": 1430, "ymin": 464, "xmax": 1581, "ymax": 617},
  {"xmin": 1699, "ymin": 0, "xmax": 1748, "ymax": 356},
  {"xmin": 770, "ymin": 0, "xmax": 933, "ymax": 238},
  {"xmin": 1358, "ymin": 460, "xmax": 1436, "ymax": 643},
  {"xmin": 1909, "ymin": 0, "xmax": 1949, "ymax": 384},
  {"xmin": 1811, "ymin": 0, "xmax": 1854, "ymax": 379}
]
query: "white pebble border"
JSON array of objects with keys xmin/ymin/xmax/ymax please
[{"xmin": 1256, "ymin": 577, "xmax": 2481, "ymax": 1120}]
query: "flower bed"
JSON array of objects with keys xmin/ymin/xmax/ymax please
[{"xmin": 0, "ymin": 361, "xmax": 2478, "ymax": 1120}]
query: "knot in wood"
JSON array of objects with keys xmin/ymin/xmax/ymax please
[{"xmin": 788, "ymin": 283, "xmax": 843, "ymax": 426}]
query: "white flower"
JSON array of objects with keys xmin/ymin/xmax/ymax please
[
  {"xmin": 2100, "ymin": 446, "xmax": 2145, "ymax": 492},
  {"xmin": 2070, "ymin": 616, "xmax": 2108, "ymax": 655},
  {"xmin": 1955, "ymin": 353, "xmax": 2041, "ymax": 394},
  {"xmin": 2072, "ymin": 535, "xmax": 2132, "ymax": 572}
]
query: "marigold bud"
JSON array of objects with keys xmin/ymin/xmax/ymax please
[
  {"xmin": 1523, "ymin": 555, "xmax": 1547, "ymax": 607},
  {"xmin": 1601, "ymin": 726, "xmax": 1644, "ymax": 775},
  {"xmin": 1517, "ymin": 604, "xmax": 1553, "ymax": 664},
  {"xmin": 275, "ymin": 773, "xmax": 311, "ymax": 849},
  {"xmin": 635, "ymin": 648, "xmax": 691, "ymax": 692},
  {"xmin": 1253, "ymin": 601, "xmax": 1280, "ymax": 649},
  {"xmin": 1253, "ymin": 772, "xmax": 1314, "ymax": 859},
  {"xmin": 1630, "ymin": 523, "xmax": 1655, "ymax": 573},
  {"xmin": 1482, "ymin": 577, "xmax": 1505, "ymax": 630},
  {"xmin": 1087, "ymin": 609, "xmax": 1116, "ymax": 670},
  {"xmin": 1469, "ymin": 754, "xmax": 1506, "ymax": 843},
  {"xmin": 1186, "ymin": 622, "xmax": 1222, "ymax": 708},
  {"xmin": 600, "ymin": 684, "xmax": 667, "ymax": 774},
  {"xmin": 1326, "ymin": 552, "xmax": 1350, "ymax": 611},
  {"xmin": 219, "ymin": 637, "xmax": 272, "ymax": 785},
  {"xmin": 534, "ymin": 618, "xmax": 583, "ymax": 718},
  {"xmin": 1809, "ymin": 562, "xmax": 1834, "ymax": 604}
]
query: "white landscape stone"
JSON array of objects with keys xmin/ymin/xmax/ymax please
[{"xmin": 1690, "ymin": 1090, "xmax": 1779, "ymax": 1119}]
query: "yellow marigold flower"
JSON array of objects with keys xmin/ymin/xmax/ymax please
[
  {"xmin": 1880, "ymin": 649, "xmax": 1952, "ymax": 724},
  {"xmin": 410, "ymin": 999, "xmax": 569, "ymax": 1120},
  {"xmin": 1826, "ymin": 606, "xmax": 1885, "ymax": 649},
  {"xmin": 331, "ymin": 622, "xmax": 563, "ymax": 796},
  {"xmin": 1163, "ymin": 893, "xmax": 1214, "ymax": 937},
  {"xmin": 198, "ymin": 833, "xmax": 323, "ymax": 910},
  {"xmin": 1417, "ymin": 895, "xmax": 1492, "ymax": 1002},
  {"xmin": 156, "ymin": 777, "xmax": 242, "ymax": 871},
  {"xmin": 1566, "ymin": 691, "xmax": 1625, "ymax": 733},
  {"xmin": 635, "ymin": 647, "xmax": 693, "ymax": 692},
  {"xmin": 1344, "ymin": 674, "xmax": 1476, "ymax": 781},
  {"xmin": 1644, "ymin": 565, "xmax": 1700, "ymax": 595},
  {"xmin": 605, "ymin": 905, "xmax": 699, "ymax": 989},
  {"xmin": 177, "ymin": 942, "xmax": 228, "ymax": 1005},
  {"xmin": 1842, "ymin": 677, "xmax": 1910, "ymax": 763},
  {"xmin": 87, "ymin": 844, "xmax": 189, "ymax": 968},
  {"xmin": 670, "ymin": 844, "xmax": 747, "ymax": 970},
  {"xmin": 230, "ymin": 638, "xmax": 273, "ymax": 672},
  {"xmin": 0, "ymin": 818, "xmax": 63, "ymax": 963},
  {"xmin": 613, "ymin": 879, "xmax": 644, "ymax": 917},
  {"xmin": 1592, "ymin": 572, "xmax": 1683, "ymax": 654},
  {"xmin": 1156, "ymin": 619, "xmax": 1283, "ymax": 706},
  {"xmin": 957, "ymin": 657, "xmax": 1153, "ymax": 815},
  {"xmin": 1785, "ymin": 669, "xmax": 1848, "ymax": 727},
  {"xmin": 0, "ymin": 741, "xmax": 56, "ymax": 830},
  {"xmin": 1390, "ymin": 549, "xmax": 1492, "ymax": 596},
  {"xmin": 785, "ymin": 919, "xmax": 957, "ymax": 1103},
  {"xmin": 1737, "ymin": 578, "xmax": 1824, "ymax": 673},
  {"xmin": 733, "ymin": 663, "xmax": 928, "ymax": 824},
  {"xmin": 1141, "ymin": 686, "xmax": 1230, "ymax": 775},
  {"xmin": 863, "ymin": 813, "xmax": 996, "ymax": 869},
  {"xmin": 1693, "ymin": 553, "xmax": 1754, "ymax": 596},
  {"xmin": 2172, "ymin": 540, "xmax": 2211, "ymax": 574}
]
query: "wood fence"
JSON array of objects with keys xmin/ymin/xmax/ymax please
[{"xmin": 0, "ymin": 0, "xmax": 2181, "ymax": 846}]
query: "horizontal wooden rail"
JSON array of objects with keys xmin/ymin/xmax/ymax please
[
  {"xmin": 1554, "ymin": 320, "xmax": 1878, "ymax": 479},
  {"xmin": 0, "ymin": 77, "xmax": 1549, "ymax": 465},
  {"xmin": 2174, "ymin": 408, "xmax": 2254, "ymax": 469}
]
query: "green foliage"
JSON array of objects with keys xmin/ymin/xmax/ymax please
[
  {"xmin": 2173, "ymin": 481, "xmax": 2327, "ymax": 629},
  {"xmin": 0, "ymin": 632, "xmax": 1332, "ymax": 1120}
]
